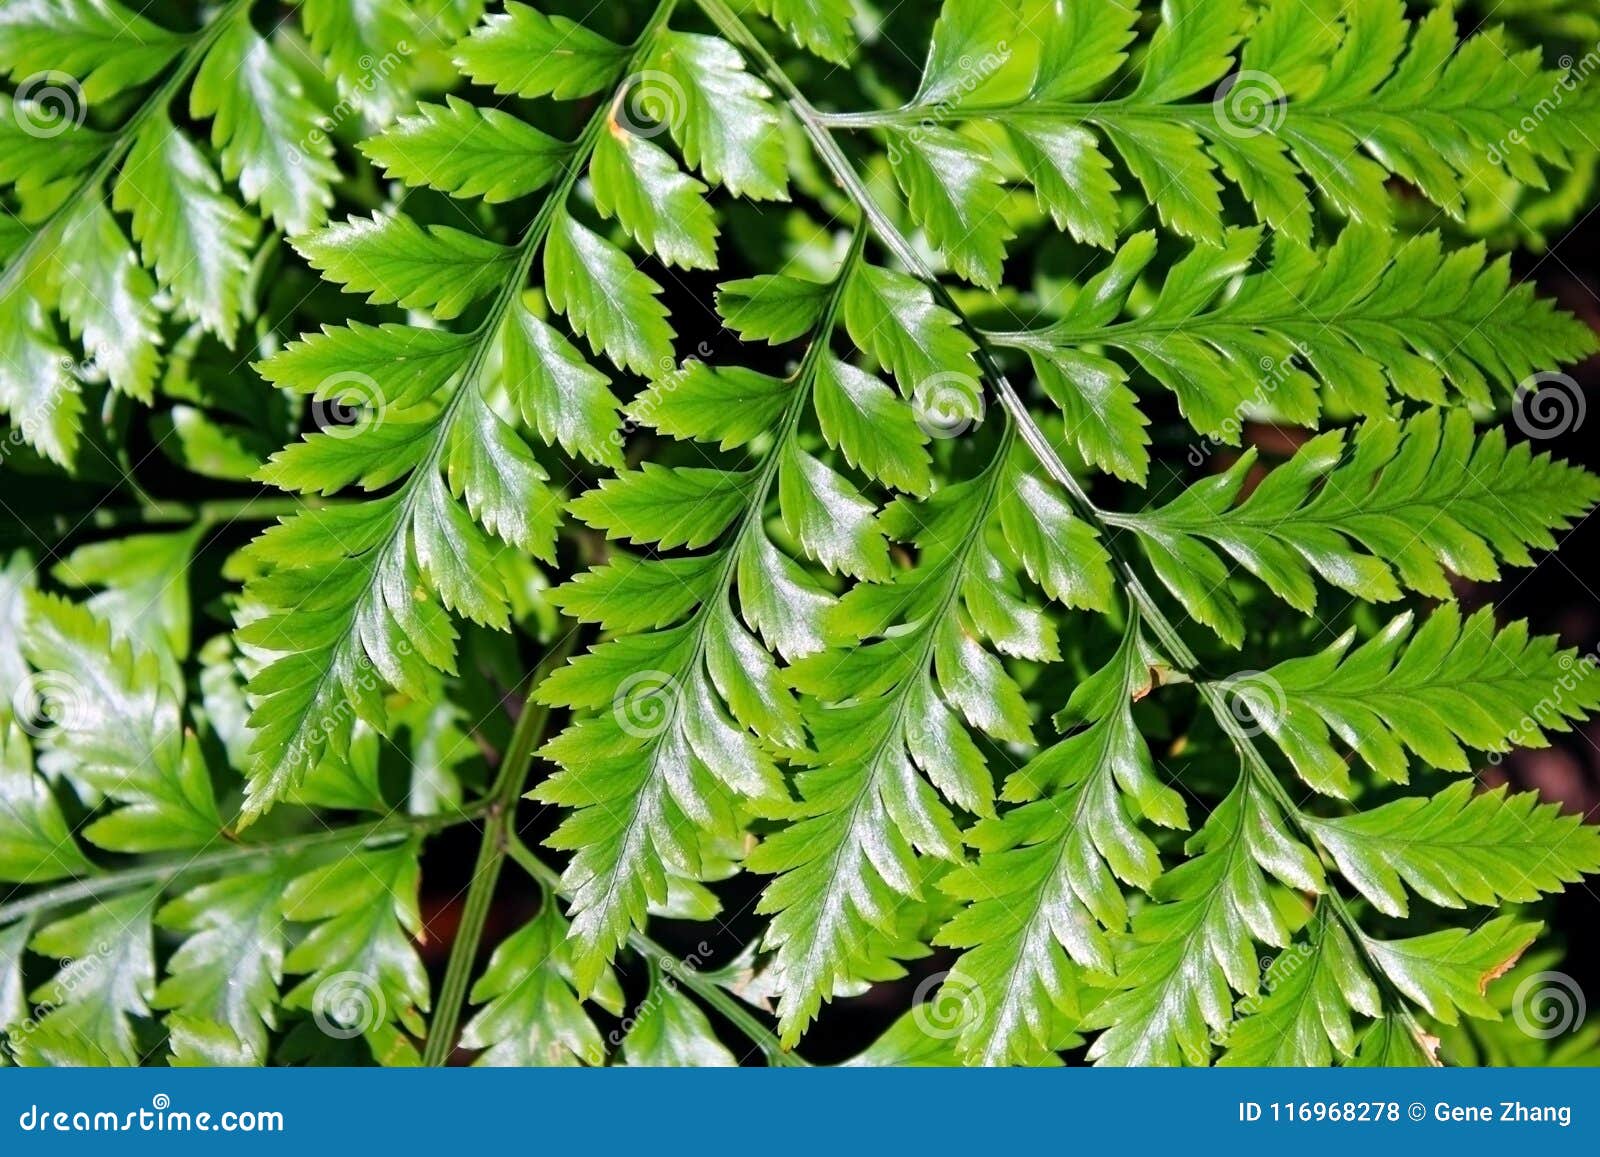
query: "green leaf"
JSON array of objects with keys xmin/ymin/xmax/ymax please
[
  {"xmin": 570, "ymin": 464, "xmax": 757, "ymax": 551},
  {"xmin": 1124, "ymin": 411, "xmax": 1600, "ymax": 644},
  {"xmin": 258, "ymin": 322, "xmax": 475, "ymax": 410},
  {"xmin": 755, "ymin": 435, "xmax": 1112, "ymax": 1043},
  {"xmin": 842, "ymin": 262, "xmax": 977, "ymax": 393},
  {"xmin": 0, "ymin": 723, "xmax": 93, "ymax": 884},
  {"xmin": 55, "ymin": 200, "xmax": 161, "ymax": 402},
  {"xmin": 1217, "ymin": 909, "xmax": 1378, "ymax": 1066},
  {"xmin": 813, "ymin": 356, "xmax": 931, "ymax": 495},
  {"xmin": 632, "ymin": 362, "xmax": 792, "ymax": 450},
  {"xmin": 0, "ymin": 553, "xmax": 34, "ymax": 723},
  {"xmin": 280, "ymin": 839, "xmax": 430, "ymax": 1058},
  {"xmin": 1085, "ymin": 778, "xmax": 1322, "ymax": 1066},
  {"xmin": 998, "ymin": 226, "xmax": 1597, "ymax": 466},
  {"xmin": 716, "ymin": 273, "xmax": 830, "ymax": 343},
  {"xmin": 52, "ymin": 526, "xmax": 203, "ymax": 661},
  {"xmin": 592, "ymin": 124, "xmax": 719, "ymax": 269},
  {"xmin": 749, "ymin": 0, "xmax": 857, "ymax": 65},
  {"xmin": 362, "ymin": 96, "xmax": 570, "ymax": 203},
  {"xmin": 936, "ymin": 623, "xmax": 1180, "ymax": 1065},
  {"xmin": 191, "ymin": 12, "xmax": 338, "ymax": 235},
  {"xmin": 154, "ymin": 863, "xmax": 295, "ymax": 1066},
  {"xmin": 112, "ymin": 113, "xmax": 256, "ymax": 345},
  {"xmin": 1309, "ymin": 782, "xmax": 1600, "ymax": 917},
  {"xmin": 889, "ymin": 0, "xmax": 1600, "ymax": 243},
  {"xmin": 618, "ymin": 981, "xmax": 738, "ymax": 1066},
  {"xmin": 454, "ymin": 1, "xmax": 628, "ymax": 99},
  {"xmin": 294, "ymin": 213, "xmax": 515, "ymax": 321},
  {"xmin": 299, "ymin": 0, "xmax": 420, "ymax": 123},
  {"xmin": 462, "ymin": 898, "xmax": 622, "ymax": 1066},
  {"xmin": 0, "ymin": 0, "xmax": 184, "ymax": 102},
  {"xmin": 1236, "ymin": 606, "xmax": 1600, "ymax": 794},
  {"xmin": 649, "ymin": 31, "xmax": 789, "ymax": 201},
  {"xmin": 500, "ymin": 300, "xmax": 623, "ymax": 466},
  {"xmin": 19, "ymin": 591, "xmax": 223, "ymax": 852},
  {"xmin": 0, "ymin": 294, "xmax": 80, "ymax": 466},
  {"xmin": 544, "ymin": 207, "xmax": 675, "ymax": 378},
  {"xmin": 13, "ymin": 890, "xmax": 158, "ymax": 1066},
  {"xmin": 1368, "ymin": 917, "xmax": 1537, "ymax": 1026},
  {"xmin": 888, "ymin": 127, "xmax": 1013, "ymax": 288}
]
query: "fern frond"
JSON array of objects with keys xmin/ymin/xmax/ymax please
[
  {"xmin": 757, "ymin": 430, "xmax": 1113, "ymax": 1043},
  {"xmin": 1366, "ymin": 917, "xmax": 1540, "ymax": 1027},
  {"xmin": 17, "ymin": 591, "xmax": 223, "ymax": 851},
  {"xmin": 0, "ymin": 0, "xmax": 337, "ymax": 464},
  {"xmin": 279, "ymin": 840, "xmax": 430, "ymax": 1065},
  {"xmin": 153, "ymin": 863, "xmax": 295, "ymax": 1066},
  {"xmin": 240, "ymin": 0, "xmax": 788, "ymax": 816},
  {"xmin": 298, "ymin": 0, "xmax": 425, "ymax": 124},
  {"xmin": 1228, "ymin": 605, "xmax": 1600, "ymax": 794},
  {"xmin": 616, "ymin": 976, "xmax": 738, "ymax": 1065},
  {"xmin": 537, "ymin": 236, "xmax": 881, "ymax": 992},
  {"xmin": 460, "ymin": 895, "xmax": 623, "ymax": 1066},
  {"xmin": 991, "ymin": 227, "xmax": 1597, "ymax": 481},
  {"xmin": 1084, "ymin": 775, "xmax": 1324, "ymax": 1065},
  {"xmin": 1216, "ymin": 908, "xmax": 1377, "ymax": 1066},
  {"xmin": 747, "ymin": 0, "xmax": 858, "ymax": 65},
  {"xmin": 934, "ymin": 615, "xmax": 1187, "ymax": 1065},
  {"xmin": 823, "ymin": 0, "xmax": 1600, "ymax": 261},
  {"xmin": 8, "ymin": 889, "xmax": 158, "ymax": 1066},
  {"xmin": 1114, "ymin": 409, "xmax": 1600, "ymax": 645},
  {"xmin": 1308, "ymin": 781, "xmax": 1600, "ymax": 916}
]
